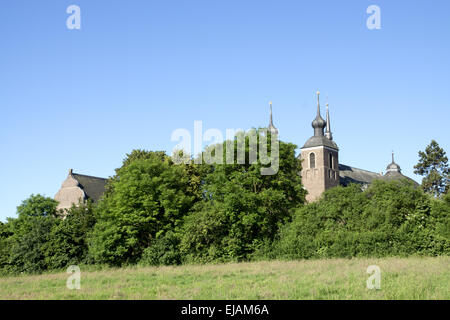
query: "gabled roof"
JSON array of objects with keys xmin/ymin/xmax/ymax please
[
  {"xmin": 339, "ymin": 164, "xmax": 381, "ymax": 186},
  {"xmin": 72, "ymin": 173, "xmax": 107, "ymax": 203},
  {"xmin": 338, "ymin": 164, "xmax": 419, "ymax": 187}
]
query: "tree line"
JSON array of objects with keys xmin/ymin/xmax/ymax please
[{"xmin": 0, "ymin": 133, "xmax": 448, "ymax": 275}]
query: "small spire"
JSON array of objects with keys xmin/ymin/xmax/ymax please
[
  {"xmin": 312, "ymin": 91, "xmax": 326, "ymax": 137},
  {"xmin": 268, "ymin": 101, "xmax": 277, "ymax": 134},
  {"xmin": 269, "ymin": 101, "xmax": 273, "ymax": 127},
  {"xmin": 325, "ymin": 97, "xmax": 333, "ymax": 140},
  {"xmin": 316, "ymin": 91, "xmax": 321, "ymax": 116},
  {"xmin": 386, "ymin": 151, "xmax": 401, "ymax": 173}
]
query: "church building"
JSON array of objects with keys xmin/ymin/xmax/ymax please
[
  {"xmin": 54, "ymin": 92, "xmax": 418, "ymax": 210},
  {"xmin": 297, "ymin": 91, "xmax": 417, "ymax": 202},
  {"xmin": 54, "ymin": 169, "xmax": 107, "ymax": 211}
]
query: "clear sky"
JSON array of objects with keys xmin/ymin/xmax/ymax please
[{"xmin": 1, "ymin": 0, "xmax": 449, "ymax": 222}]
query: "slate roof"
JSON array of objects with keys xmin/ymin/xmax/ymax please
[
  {"xmin": 302, "ymin": 135, "xmax": 339, "ymax": 150},
  {"xmin": 338, "ymin": 164, "xmax": 381, "ymax": 186},
  {"xmin": 72, "ymin": 173, "xmax": 108, "ymax": 203},
  {"xmin": 338, "ymin": 164, "xmax": 419, "ymax": 187},
  {"xmin": 380, "ymin": 171, "xmax": 420, "ymax": 186}
]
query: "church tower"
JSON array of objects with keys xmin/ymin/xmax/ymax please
[{"xmin": 300, "ymin": 92, "xmax": 339, "ymax": 202}]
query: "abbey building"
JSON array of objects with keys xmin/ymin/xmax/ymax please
[
  {"xmin": 297, "ymin": 92, "xmax": 417, "ymax": 202},
  {"xmin": 54, "ymin": 92, "xmax": 418, "ymax": 209}
]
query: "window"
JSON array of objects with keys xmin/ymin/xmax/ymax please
[
  {"xmin": 329, "ymin": 153, "xmax": 333, "ymax": 169},
  {"xmin": 309, "ymin": 153, "xmax": 316, "ymax": 169}
]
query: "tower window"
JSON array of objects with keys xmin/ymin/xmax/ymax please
[
  {"xmin": 329, "ymin": 153, "xmax": 334, "ymax": 169},
  {"xmin": 309, "ymin": 153, "xmax": 316, "ymax": 169}
]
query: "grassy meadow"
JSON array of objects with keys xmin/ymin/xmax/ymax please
[{"xmin": 0, "ymin": 256, "xmax": 449, "ymax": 300}]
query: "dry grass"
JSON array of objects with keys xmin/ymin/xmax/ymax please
[{"xmin": 0, "ymin": 256, "xmax": 449, "ymax": 299}]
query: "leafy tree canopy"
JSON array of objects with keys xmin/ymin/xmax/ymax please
[
  {"xmin": 4, "ymin": 194, "xmax": 59, "ymax": 273},
  {"xmin": 180, "ymin": 129, "xmax": 306, "ymax": 262},
  {"xmin": 88, "ymin": 150, "xmax": 201, "ymax": 266},
  {"xmin": 16, "ymin": 194, "xmax": 58, "ymax": 218}
]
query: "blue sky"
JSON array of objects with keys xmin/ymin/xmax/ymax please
[{"xmin": 1, "ymin": 0, "xmax": 449, "ymax": 222}]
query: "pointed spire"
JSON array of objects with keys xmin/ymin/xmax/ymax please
[
  {"xmin": 316, "ymin": 91, "xmax": 321, "ymax": 116},
  {"xmin": 268, "ymin": 101, "xmax": 278, "ymax": 134},
  {"xmin": 269, "ymin": 101, "xmax": 273, "ymax": 127},
  {"xmin": 325, "ymin": 96, "xmax": 333, "ymax": 140},
  {"xmin": 312, "ymin": 91, "xmax": 326, "ymax": 136},
  {"xmin": 386, "ymin": 151, "xmax": 401, "ymax": 173}
]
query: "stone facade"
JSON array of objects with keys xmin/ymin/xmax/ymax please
[
  {"xmin": 300, "ymin": 146, "xmax": 339, "ymax": 202},
  {"xmin": 299, "ymin": 92, "xmax": 340, "ymax": 202},
  {"xmin": 299, "ymin": 92, "xmax": 418, "ymax": 202},
  {"xmin": 54, "ymin": 170, "xmax": 86, "ymax": 211},
  {"xmin": 54, "ymin": 169, "xmax": 107, "ymax": 212}
]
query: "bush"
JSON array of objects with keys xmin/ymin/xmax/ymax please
[
  {"xmin": 139, "ymin": 232, "xmax": 182, "ymax": 266},
  {"xmin": 45, "ymin": 201, "xmax": 96, "ymax": 269},
  {"xmin": 273, "ymin": 180, "xmax": 450, "ymax": 259},
  {"xmin": 0, "ymin": 222, "xmax": 12, "ymax": 273},
  {"xmin": 179, "ymin": 201, "xmax": 229, "ymax": 263}
]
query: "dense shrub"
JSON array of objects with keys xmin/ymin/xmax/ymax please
[
  {"xmin": 272, "ymin": 180, "xmax": 450, "ymax": 259},
  {"xmin": 0, "ymin": 222, "xmax": 12, "ymax": 273},
  {"xmin": 0, "ymin": 196, "xmax": 97, "ymax": 275},
  {"xmin": 139, "ymin": 231, "xmax": 182, "ymax": 266},
  {"xmin": 45, "ymin": 202, "xmax": 96, "ymax": 269},
  {"xmin": 180, "ymin": 201, "xmax": 230, "ymax": 263}
]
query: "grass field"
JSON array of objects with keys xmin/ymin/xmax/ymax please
[{"xmin": 0, "ymin": 256, "xmax": 449, "ymax": 299}]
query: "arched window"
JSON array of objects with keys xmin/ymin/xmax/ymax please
[
  {"xmin": 309, "ymin": 153, "xmax": 316, "ymax": 169},
  {"xmin": 329, "ymin": 153, "xmax": 334, "ymax": 169}
]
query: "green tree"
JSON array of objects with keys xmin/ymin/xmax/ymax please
[
  {"xmin": 0, "ymin": 221, "xmax": 12, "ymax": 273},
  {"xmin": 88, "ymin": 150, "xmax": 200, "ymax": 266},
  {"xmin": 16, "ymin": 194, "xmax": 58, "ymax": 218},
  {"xmin": 45, "ymin": 201, "xmax": 96, "ymax": 269},
  {"xmin": 180, "ymin": 129, "xmax": 306, "ymax": 262},
  {"xmin": 4, "ymin": 194, "xmax": 59, "ymax": 273},
  {"xmin": 7, "ymin": 216, "xmax": 56, "ymax": 273},
  {"xmin": 414, "ymin": 140, "xmax": 449, "ymax": 197}
]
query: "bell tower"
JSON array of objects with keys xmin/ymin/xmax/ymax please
[{"xmin": 300, "ymin": 92, "xmax": 339, "ymax": 202}]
